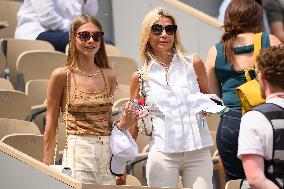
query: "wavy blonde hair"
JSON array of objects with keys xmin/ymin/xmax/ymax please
[
  {"xmin": 139, "ymin": 7, "xmax": 187, "ymax": 66},
  {"xmin": 66, "ymin": 15, "xmax": 110, "ymax": 69}
]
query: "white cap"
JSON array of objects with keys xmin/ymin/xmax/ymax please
[{"xmin": 110, "ymin": 126, "xmax": 138, "ymax": 176}]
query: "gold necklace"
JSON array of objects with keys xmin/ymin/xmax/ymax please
[
  {"xmin": 77, "ymin": 68, "xmax": 99, "ymax": 77},
  {"xmin": 155, "ymin": 59, "xmax": 170, "ymax": 85},
  {"xmin": 152, "ymin": 53, "xmax": 173, "ymax": 85},
  {"xmin": 158, "ymin": 61, "xmax": 170, "ymax": 69}
]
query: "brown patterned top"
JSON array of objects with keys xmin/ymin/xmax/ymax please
[{"xmin": 63, "ymin": 69, "xmax": 114, "ymax": 136}]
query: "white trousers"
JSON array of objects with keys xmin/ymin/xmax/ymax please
[
  {"xmin": 146, "ymin": 148, "xmax": 213, "ymax": 189},
  {"xmin": 62, "ymin": 135, "xmax": 115, "ymax": 184}
]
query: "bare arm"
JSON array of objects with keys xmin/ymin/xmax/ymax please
[
  {"xmin": 130, "ymin": 71, "xmax": 140, "ymax": 100},
  {"xmin": 269, "ymin": 33, "xmax": 282, "ymax": 46},
  {"xmin": 107, "ymin": 69, "xmax": 117, "ymax": 126},
  {"xmin": 114, "ymin": 71, "xmax": 140, "ymax": 133},
  {"xmin": 43, "ymin": 67, "xmax": 66, "ymax": 165},
  {"xmin": 193, "ymin": 55, "xmax": 209, "ymax": 94},
  {"xmin": 241, "ymin": 154, "xmax": 279, "ymax": 189},
  {"xmin": 205, "ymin": 46, "xmax": 221, "ymax": 97},
  {"xmin": 128, "ymin": 71, "xmax": 140, "ymax": 140},
  {"xmin": 270, "ymin": 21, "xmax": 284, "ymax": 44}
]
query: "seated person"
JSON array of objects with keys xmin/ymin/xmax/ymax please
[{"xmin": 15, "ymin": 0, "xmax": 98, "ymax": 52}]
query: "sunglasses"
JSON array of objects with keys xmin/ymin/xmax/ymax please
[
  {"xmin": 151, "ymin": 24, "xmax": 177, "ymax": 35},
  {"xmin": 75, "ymin": 31, "xmax": 104, "ymax": 42}
]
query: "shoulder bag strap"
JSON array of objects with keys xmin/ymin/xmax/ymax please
[{"xmin": 137, "ymin": 69, "xmax": 145, "ymax": 100}]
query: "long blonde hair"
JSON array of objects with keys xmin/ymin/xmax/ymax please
[
  {"xmin": 67, "ymin": 15, "xmax": 110, "ymax": 69},
  {"xmin": 139, "ymin": 7, "xmax": 186, "ymax": 65}
]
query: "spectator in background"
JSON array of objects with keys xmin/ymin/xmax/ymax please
[
  {"xmin": 263, "ymin": 0, "xmax": 284, "ymax": 43},
  {"xmin": 15, "ymin": 0, "xmax": 98, "ymax": 52},
  {"xmin": 205, "ymin": 0, "xmax": 281, "ymax": 181},
  {"xmin": 238, "ymin": 45, "xmax": 284, "ymax": 189},
  {"xmin": 218, "ymin": 0, "xmax": 231, "ymax": 23}
]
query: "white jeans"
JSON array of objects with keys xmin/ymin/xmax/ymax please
[
  {"xmin": 146, "ymin": 148, "xmax": 213, "ymax": 189},
  {"xmin": 62, "ymin": 135, "xmax": 115, "ymax": 184}
]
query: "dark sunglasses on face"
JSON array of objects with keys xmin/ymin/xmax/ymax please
[
  {"xmin": 75, "ymin": 31, "xmax": 104, "ymax": 42},
  {"xmin": 151, "ymin": 24, "xmax": 177, "ymax": 35}
]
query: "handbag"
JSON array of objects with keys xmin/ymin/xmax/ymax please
[
  {"xmin": 50, "ymin": 67, "xmax": 72, "ymax": 176},
  {"xmin": 236, "ymin": 32, "xmax": 265, "ymax": 113},
  {"xmin": 136, "ymin": 69, "xmax": 153, "ymax": 136}
]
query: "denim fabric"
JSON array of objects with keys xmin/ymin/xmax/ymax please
[
  {"xmin": 36, "ymin": 31, "xmax": 69, "ymax": 52},
  {"xmin": 216, "ymin": 109, "xmax": 246, "ymax": 181}
]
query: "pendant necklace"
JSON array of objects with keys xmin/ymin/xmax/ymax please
[{"xmin": 156, "ymin": 58, "xmax": 171, "ymax": 85}]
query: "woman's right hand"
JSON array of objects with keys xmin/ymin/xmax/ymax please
[{"xmin": 116, "ymin": 100, "xmax": 148, "ymax": 131}]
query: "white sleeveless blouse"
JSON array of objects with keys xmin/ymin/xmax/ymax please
[{"xmin": 143, "ymin": 54, "xmax": 213, "ymax": 153}]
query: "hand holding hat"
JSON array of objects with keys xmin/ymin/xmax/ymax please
[{"xmin": 110, "ymin": 125, "xmax": 138, "ymax": 176}]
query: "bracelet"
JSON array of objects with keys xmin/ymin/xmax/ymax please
[{"xmin": 112, "ymin": 120, "xmax": 120, "ymax": 128}]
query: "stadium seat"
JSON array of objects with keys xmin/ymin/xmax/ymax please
[
  {"xmin": 0, "ymin": 78, "xmax": 14, "ymax": 90},
  {"xmin": 0, "ymin": 89, "xmax": 31, "ymax": 120},
  {"xmin": 126, "ymin": 175, "xmax": 142, "ymax": 186},
  {"xmin": 114, "ymin": 83, "xmax": 130, "ymax": 101},
  {"xmin": 108, "ymin": 55, "xmax": 138, "ymax": 85},
  {"xmin": 1, "ymin": 133, "xmax": 44, "ymax": 162},
  {"xmin": 16, "ymin": 50, "xmax": 65, "ymax": 91},
  {"xmin": 25, "ymin": 79, "xmax": 48, "ymax": 107},
  {"xmin": 3, "ymin": 38, "xmax": 54, "ymax": 88},
  {"xmin": 0, "ymin": 118, "xmax": 41, "ymax": 140},
  {"xmin": 105, "ymin": 44, "xmax": 121, "ymax": 56},
  {"xmin": 0, "ymin": 1, "xmax": 22, "ymax": 38},
  {"xmin": 225, "ymin": 179, "xmax": 242, "ymax": 189}
]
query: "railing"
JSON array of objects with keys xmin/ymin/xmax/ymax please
[{"xmin": 112, "ymin": 0, "xmax": 223, "ymax": 63}]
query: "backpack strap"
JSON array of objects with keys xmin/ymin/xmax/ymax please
[
  {"xmin": 251, "ymin": 103, "xmax": 284, "ymax": 125},
  {"xmin": 250, "ymin": 103, "xmax": 284, "ymax": 188},
  {"xmin": 250, "ymin": 103, "xmax": 284, "ymax": 159}
]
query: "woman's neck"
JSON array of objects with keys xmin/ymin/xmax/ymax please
[
  {"xmin": 76, "ymin": 55, "xmax": 96, "ymax": 70},
  {"xmin": 153, "ymin": 51, "xmax": 173, "ymax": 65}
]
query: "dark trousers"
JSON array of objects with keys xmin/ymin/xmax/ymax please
[
  {"xmin": 36, "ymin": 31, "xmax": 69, "ymax": 52},
  {"xmin": 216, "ymin": 109, "xmax": 246, "ymax": 181}
]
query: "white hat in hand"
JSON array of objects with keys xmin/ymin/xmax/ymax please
[{"xmin": 109, "ymin": 126, "xmax": 138, "ymax": 176}]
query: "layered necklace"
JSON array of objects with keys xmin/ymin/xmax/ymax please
[{"xmin": 76, "ymin": 67, "xmax": 99, "ymax": 77}]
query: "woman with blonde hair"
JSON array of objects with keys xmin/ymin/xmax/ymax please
[
  {"xmin": 43, "ymin": 15, "xmax": 139, "ymax": 184},
  {"xmin": 130, "ymin": 7, "xmax": 214, "ymax": 188}
]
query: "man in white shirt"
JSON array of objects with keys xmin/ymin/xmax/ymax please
[
  {"xmin": 238, "ymin": 45, "xmax": 284, "ymax": 189},
  {"xmin": 15, "ymin": 0, "xmax": 98, "ymax": 52}
]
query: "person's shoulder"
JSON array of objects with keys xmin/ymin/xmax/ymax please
[
  {"xmin": 50, "ymin": 67, "xmax": 67, "ymax": 80},
  {"xmin": 48, "ymin": 67, "xmax": 67, "ymax": 88},
  {"xmin": 130, "ymin": 70, "xmax": 139, "ymax": 88},
  {"xmin": 192, "ymin": 54, "xmax": 204, "ymax": 67},
  {"xmin": 241, "ymin": 110, "xmax": 271, "ymax": 129},
  {"xmin": 130, "ymin": 70, "xmax": 139, "ymax": 81},
  {"xmin": 269, "ymin": 34, "xmax": 282, "ymax": 46},
  {"xmin": 102, "ymin": 68, "xmax": 117, "ymax": 82}
]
